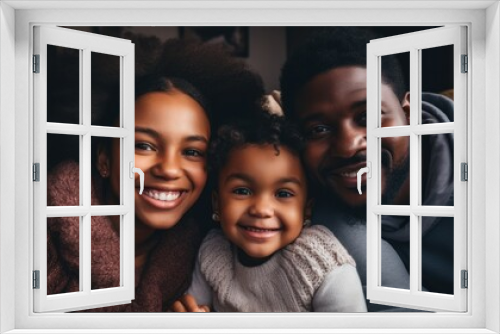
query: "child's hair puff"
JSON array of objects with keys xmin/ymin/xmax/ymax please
[{"xmin": 209, "ymin": 112, "xmax": 305, "ymax": 178}]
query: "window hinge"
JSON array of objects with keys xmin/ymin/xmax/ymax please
[
  {"xmin": 461, "ymin": 54, "xmax": 468, "ymax": 73},
  {"xmin": 33, "ymin": 54, "xmax": 40, "ymax": 73},
  {"xmin": 461, "ymin": 270, "xmax": 468, "ymax": 289},
  {"xmin": 461, "ymin": 162, "xmax": 468, "ymax": 181},
  {"xmin": 33, "ymin": 163, "xmax": 40, "ymax": 182},
  {"xmin": 33, "ymin": 270, "xmax": 40, "ymax": 289}
]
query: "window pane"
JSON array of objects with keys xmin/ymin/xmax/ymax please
[
  {"xmin": 380, "ymin": 136, "xmax": 410, "ymax": 205},
  {"xmin": 381, "ymin": 215, "xmax": 410, "ymax": 290},
  {"xmin": 91, "ymin": 215, "xmax": 121, "ymax": 290},
  {"xmin": 421, "ymin": 45, "xmax": 454, "ymax": 124},
  {"xmin": 47, "ymin": 216, "xmax": 81, "ymax": 295},
  {"xmin": 91, "ymin": 137, "xmax": 122, "ymax": 205},
  {"xmin": 47, "ymin": 134, "xmax": 81, "ymax": 206},
  {"xmin": 91, "ymin": 52, "xmax": 121, "ymax": 127},
  {"xmin": 380, "ymin": 52, "xmax": 410, "ymax": 128},
  {"xmin": 420, "ymin": 134, "xmax": 454, "ymax": 206},
  {"xmin": 47, "ymin": 45, "xmax": 80, "ymax": 124},
  {"xmin": 421, "ymin": 216, "xmax": 454, "ymax": 294}
]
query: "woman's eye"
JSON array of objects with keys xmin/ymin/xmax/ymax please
[
  {"xmin": 135, "ymin": 142, "xmax": 154, "ymax": 151},
  {"xmin": 276, "ymin": 190, "xmax": 294, "ymax": 198},
  {"xmin": 305, "ymin": 125, "xmax": 331, "ymax": 139},
  {"xmin": 184, "ymin": 149, "xmax": 205, "ymax": 157},
  {"xmin": 232, "ymin": 187, "xmax": 251, "ymax": 196}
]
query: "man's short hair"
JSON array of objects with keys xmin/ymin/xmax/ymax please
[{"xmin": 280, "ymin": 27, "xmax": 407, "ymax": 118}]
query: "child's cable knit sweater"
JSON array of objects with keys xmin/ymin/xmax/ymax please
[
  {"xmin": 47, "ymin": 161, "xmax": 205, "ymax": 311},
  {"xmin": 187, "ymin": 225, "xmax": 367, "ymax": 312}
]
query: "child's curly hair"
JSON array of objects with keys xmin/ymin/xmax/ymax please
[{"xmin": 209, "ymin": 112, "xmax": 305, "ymax": 179}]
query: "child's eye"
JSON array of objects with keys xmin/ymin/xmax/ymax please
[
  {"xmin": 184, "ymin": 149, "xmax": 205, "ymax": 157},
  {"xmin": 135, "ymin": 142, "xmax": 154, "ymax": 151},
  {"xmin": 276, "ymin": 190, "xmax": 294, "ymax": 198},
  {"xmin": 232, "ymin": 187, "xmax": 251, "ymax": 196}
]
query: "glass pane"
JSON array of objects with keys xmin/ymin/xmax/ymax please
[
  {"xmin": 91, "ymin": 137, "xmax": 121, "ymax": 205},
  {"xmin": 47, "ymin": 45, "xmax": 80, "ymax": 124},
  {"xmin": 91, "ymin": 215, "xmax": 121, "ymax": 290},
  {"xmin": 47, "ymin": 134, "xmax": 80, "ymax": 206},
  {"xmin": 421, "ymin": 45, "xmax": 454, "ymax": 124},
  {"xmin": 47, "ymin": 216, "xmax": 81, "ymax": 294},
  {"xmin": 91, "ymin": 52, "xmax": 121, "ymax": 127},
  {"xmin": 380, "ymin": 136, "xmax": 410, "ymax": 205},
  {"xmin": 420, "ymin": 134, "xmax": 454, "ymax": 206},
  {"xmin": 380, "ymin": 52, "xmax": 410, "ymax": 128},
  {"xmin": 421, "ymin": 216, "xmax": 454, "ymax": 294},
  {"xmin": 381, "ymin": 215, "xmax": 410, "ymax": 290}
]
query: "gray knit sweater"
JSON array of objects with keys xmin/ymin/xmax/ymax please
[{"xmin": 187, "ymin": 225, "xmax": 367, "ymax": 312}]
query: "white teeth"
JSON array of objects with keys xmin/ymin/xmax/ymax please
[
  {"xmin": 144, "ymin": 190, "xmax": 182, "ymax": 201},
  {"xmin": 340, "ymin": 171, "xmax": 357, "ymax": 178},
  {"xmin": 244, "ymin": 226, "xmax": 279, "ymax": 232}
]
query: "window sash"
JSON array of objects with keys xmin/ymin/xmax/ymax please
[
  {"xmin": 366, "ymin": 26, "xmax": 468, "ymax": 312},
  {"xmin": 32, "ymin": 25, "xmax": 135, "ymax": 313}
]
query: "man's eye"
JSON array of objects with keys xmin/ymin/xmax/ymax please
[
  {"xmin": 184, "ymin": 149, "xmax": 204, "ymax": 157},
  {"xmin": 306, "ymin": 125, "xmax": 331, "ymax": 138},
  {"xmin": 233, "ymin": 188, "xmax": 251, "ymax": 196},
  {"xmin": 357, "ymin": 112, "xmax": 367, "ymax": 126},
  {"xmin": 135, "ymin": 142, "xmax": 154, "ymax": 151},
  {"xmin": 276, "ymin": 190, "xmax": 294, "ymax": 198}
]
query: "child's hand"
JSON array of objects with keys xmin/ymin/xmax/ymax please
[{"xmin": 170, "ymin": 294, "xmax": 210, "ymax": 312}]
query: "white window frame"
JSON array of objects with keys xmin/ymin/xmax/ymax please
[
  {"xmin": 0, "ymin": 1, "xmax": 498, "ymax": 333},
  {"xmin": 32, "ymin": 25, "xmax": 136, "ymax": 313},
  {"xmin": 365, "ymin": 26, "xmax": 468, "ymax": 312}
]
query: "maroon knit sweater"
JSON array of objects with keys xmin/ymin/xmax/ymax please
[{"xmin": 47, "ymin": 161, "xmax": 205, "ymax": 311}]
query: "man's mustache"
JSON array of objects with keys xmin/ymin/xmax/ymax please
[
  {"xmin": 320, "ymin": 149, "xmax": 393, "ymax": 176},
  {"xmin": 320, "ymin": 151, "xmax": 367, "ymax": 175}
]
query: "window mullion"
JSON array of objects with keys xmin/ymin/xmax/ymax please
[
  {"xmin": 82, "ymin": 47, "xmax": 92, "ymax": 294},
  {"xmin": 409, "ymin": 47, "xmax": 420, "ymax": 295}
]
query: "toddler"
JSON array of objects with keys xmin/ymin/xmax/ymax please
[{"xmin": 171, "ymin": 113, "xmax": 366, "ymax": 312}]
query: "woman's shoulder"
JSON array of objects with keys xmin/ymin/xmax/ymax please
[{"xmin": 47, "ymin": 160, "xmax": 81, "ymax": 206}]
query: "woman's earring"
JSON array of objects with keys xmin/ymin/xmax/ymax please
[
  {"xmin": 212, "ymin": 212, "xmax": 220, "ymax": 222},
  {"xmin": 303, "ymin": 219, "xmax": 312, "ymax": 227}
]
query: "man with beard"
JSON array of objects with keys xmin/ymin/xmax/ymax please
[{"xmin": 280, "ymin": 27, "xmax": 454, "ymax": 311}]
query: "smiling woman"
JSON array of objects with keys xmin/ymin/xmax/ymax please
[
  {"xmin": 45, "ymin": 39, "xmax": 265, "ymax": 312},
  {"xmin": 100, "ymin": 78, "xmax": 211, "ymax": 268}
]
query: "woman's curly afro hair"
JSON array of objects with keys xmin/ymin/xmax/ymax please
[{"xmin": 155, "ymin": 38, "xmax": 266, "ymax": 131}]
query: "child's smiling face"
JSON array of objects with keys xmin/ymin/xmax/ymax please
[{"xmin": 215, "ymin": 144, "xmax": 311, "ymax": 260}]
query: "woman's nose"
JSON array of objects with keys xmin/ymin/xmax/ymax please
[
  {"xmin": 152, "ymin": 153, "xmax": 182, "ymax": 180},
  {"xmin": 330, "ymin": 122, "xmax": 367, "ymax": 158},
  {"xmin": 248, "ymin": 195, "xmax": 274, "ymax": 218}
]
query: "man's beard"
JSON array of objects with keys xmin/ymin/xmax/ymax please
[
  {"xmin": 316, "ymin": 152, "xmax": 410, "ymax": 220},
  {"xmin": 381, "ymin": 152, "xmax": 410, "ymax": 206}
]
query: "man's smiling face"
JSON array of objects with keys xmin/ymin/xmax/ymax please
[{"xmin": 295, "ymin": 66, "xmax": 410, "ymax": 208}]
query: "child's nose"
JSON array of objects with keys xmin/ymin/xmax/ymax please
[{"xmin": 248, "ymin": 196, "xmax": 274, "ymax": 218}]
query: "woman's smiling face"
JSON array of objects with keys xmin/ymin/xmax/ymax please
[{"xmin": 109, "ymin": 90, "xmax": 210, "ymax": 231}]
